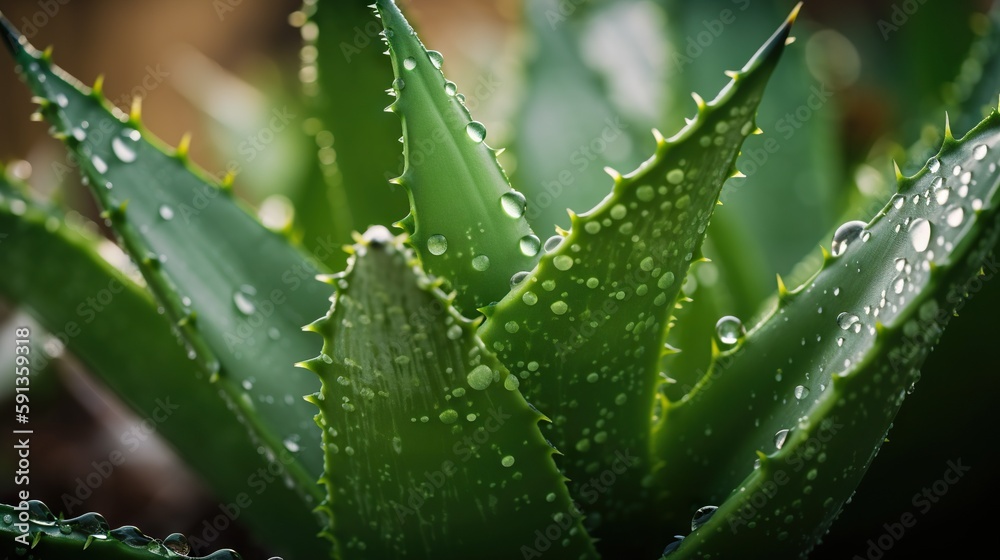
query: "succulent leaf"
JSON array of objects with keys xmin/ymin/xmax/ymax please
[
  {"xmin": 477, "ymin": 6, "xmax": 797, "ymax": 553},
  {"xmin": 653, "ymin": 108, "xmax": 1000, "ymax": 557},
  {"xmin": 305, "ymin": 228, "xmax": 597, "ymax": 559},
  {"xmin": 374, "ymin": 0, "xmax": 539, "ymax": 314},
  {"xmin": 0, "ymin": 174, "xmax": 327, "ymax": 558},
  {"xmin": 0, "ymin": 501, "xmax": 240, "ymax": 559},
  {"xmin": 1, "ymin": 18, "xmax": 328, "ymax": 504}
]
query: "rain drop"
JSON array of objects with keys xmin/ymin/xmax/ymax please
[
  {"xmin": 927, "ymin": 157, "xmax": 941, "ymax": 172},
  {"xmin": 402, "ymin": 57, "xmax": 417, "ymax": 70},
  {"xmin": 499, "ymin": 191, "xmax": 528, "ymax": 218},
  {"xmin": 501, "ymin": 455, "xmax": 515, "ymax": 467},
  {"xmin": 91, "ymin": 155, "xmax": 109, "ymax": 174},
  {"xmin": 112, "ymin": 137, "xmax": 137, "ymax": 163},
  {"xmin": 715, "ymin": 316, "xmax": 745, "ymax": 346},
  {"xmin": 427, "ymin": 50, "xmax": 444, "ymax": 68},
  {"xmin": 774, "ymin": 428, "xmax": 790, "ymax": 450},
  {"xmin": 466, "ymin": 121, "xmax": 486, "ymax": 143},
  {"xmin": 472, "ymin": 255, "xmax": 491, "ymax": 271},
  {"xmin": 467, "ymin": 364, "xmax": 493, "ymax": 390},
  {"xmin": 946, "ymin": 206, "xmax": 964, "ymax": 228},
  {"xmin": 794, "ymin": 385, "xmax": 810, "ymax": 400},
  {"xmin": 427, "ymin": 234, "xmax": 448, "ymax": 255},
  {"xmin": 837, "ymin": 312, "xmax": 860, "ymax": 331},
  {"xmin": 233, "ymin": 285, "xmax": 257, "ymax": 316},
  {"xmin": 691, "ymin": 506, "xmax": 718, "ymax": 531},
  {"xmin": 909, "ymin": 218, "xmax": 931, "ymax": 252},
  {"xmin": 519, "ymin": 234, "xmax": 541, "ymax": 256},
  {"xmin": 543, "ymin": 235, "xmax": 563, "ymax": 253},
  {"xmin": 510, "ymin": 271, "xmax": 530, "ymax": 287},
  {"xmin": 158, "ymin": 205, "xmax": 174, "ymax": 221},
  {"xmin": 831, "ymin": 221, "xmax": 866, "ymax": 257},
  {"xmin": 974, "ymin": 144, "xmax": 989, "ymax": 160},
  {"xmin": 553, "ymin": 255, "xmax": 574, "ymax": 271}
]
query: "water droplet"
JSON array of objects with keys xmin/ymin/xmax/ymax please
[
  {"xmin": 510, "ymin": 271, "xmax": 530, "ymax": 287},
  {"xmin": 935, "ymin": 187, "xmax": 951, "ymax": 205},
  {"xmin": 233, "ymin": 285, "xmax": 257, "ymax": 316},
  {"xmin": 837, "ymin": 312, "xmax": 860, "ymax": 331},
  {"xmin": 403, "ymin": 57, "xmax": 417, "ymax": 70},
  {"xmin": 427, "ymin": 234, "xmax": 448, "ymax": 255},
  {"xmin": 663, "ymin": 536, "xmax": 685, "ymax": 556},
  {"xmin": 553, "ymin": 255, "xmax": 573, "ymax": 271},
  {"xmin": 831, "ymin": 221, "xmax": 866, "ymax": 257},
  {"xmin": 444, "ymin": 81, "xmax": 457, "ymax": 96},
  {"xmin": 794, "ymin": 385, "xmax": 810, "ymax": 400},
  {"xmin": 715, "ymin": 316, "xmax": 745, "ymax": 346},
  {"xmin": 909, "ymin": 218, "xmax": 931, "ymax": 252},
  {"xmin": 472, "ymin": 255, "xmax": 491, "ymax": 271},
  {"xmin": 543, "ymin": 235, "xmax": 563, "ymax": 253},
  {"xmin": 522, "ymin": 291, "xmax": 538, "ymax": 306},
  {"xmin": 158, "ymin": 205, "xmax": 174, "ymax": 221},
  {"xmin": 112, "ymin": 137, "xmax": 137, "ymax": 163},
  {"xmin": 774, "ymin": 428, "xmax": 790, "ymax": 450},
  {"xmin": 666, "ymin": 169, "xmax": 685, "ymax": 184},
  {"xmin": 927, "ymin": 157, "xmax": 941, "ymax": 172},
  {"xmin": 501, "ymin": 455, "xmax": 515, "ymax": 467},
  {"xmin": 91, "ymin": 155, "xmax": 108, "ymax": 174},
  {"xmin": 691, "ymin": 506, "xmax": 718, "ymax": 531},
  {"xmin": 505, "ymin": 321, "xmax": 520, "ymax": 334},
  {"xmin": 550, "ymin": 301, "xmax": 568, "ymax": 315},
  {"xmin": 439, "ymin": 409, "xmax": 458, "ymax": 424},
  {"xmin": 657, "ymin": 271, "xmax": 675, "ymax": 289},
  {"xmin": 636, "ymin": 185, "xmax": 655, "ymax": 201},
  {"xmin": 427, "ymin": 50, "xmax": 444, "ymax": 68},
  {"xmin": 467, "ymin": 364, "xmax": 493, "ymax": 390},
  {"xmin": 283, "ymin": 438, "xmax": 300, "ymax": 453},
  {"xmin": 519, "ymin": 234, "xmax": 540, "ymax": 256},
  {"xmin": 946, "ymin": 206, "xmax": 964, "ymax": 227},
  {"xmin": 501, "ymin": 191, "xmax": 527, "ymax": 218},
  {"xmin": 891, "ymin": 194, "xmax": 905, "ymax": 209},
  {"xmin": 895, "ymin": 257, "xmax": 907, "ymax": 272},
  {"xmin": 504, "ymin": 374, "xmax": 520, "ymax": 390},
  {"xmin": 446, "ymin": 325, "xmax": 463, "ymax": 340},
  {"xmin": 974, "ymin": 144, "xmax": 989, "ymax": 160},
  {"xmin": 55, "ymin": 93, "xmax": 69, "ymax": 107},
  {"xmin": 892, "ymin": 275, "xmax": 906, "ymax": 294},
  {"xmin": 466, "ymin": 121, "xmax": 486, "ymax": 143}
]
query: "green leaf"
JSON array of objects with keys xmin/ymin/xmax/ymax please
[
  {"xmin": 375, "ymin": 0, "xmax": 540, "ymax": 314},
  {"xmin": 0, "ymin": 175, "xmax": 327, "ymax": 558},
  {"xmin": 653, "ymin": 109, "xmax": 1000, "ymax": 557},
  {"xmin": 299, "ymin": 0, "xmax": 410, "ymax": 242},
  {"xmin": 1, "ymin": 18, "xmax": 328, "ymax": 502},
  {"xmin": 303, "ymin": 228, "xmax": 597, "ymax": 560},
  {"xmin": 512, "ymin": 0, "xmax": 651, "ymax": 235},
  {"xmin": 0, "ymin": 501, "xmax": 241, "ymax": 559},
  {"xmin": 477, "ymin": 7, "xmax": 797, "ymax": 555}
]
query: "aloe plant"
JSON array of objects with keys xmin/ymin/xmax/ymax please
[{"xmin": 0, "ymin": 0, "xmax": 996, "ymax": 558}]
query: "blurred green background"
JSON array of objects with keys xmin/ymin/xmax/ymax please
[{"xmin": 0, "ymin": 0, "xmax": 996, "ymax": 557}]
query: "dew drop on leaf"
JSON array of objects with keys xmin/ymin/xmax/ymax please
[
  {"xmin": 500, "ymin": 191, "xmax": 527, "ymax": 218},
  {"xmin": 836, "ymin": 312, "xmax": 860, "ymax": 331},
  {"xmin": 691, "ymin": 506, "xmax": 718, "ymax": 531},
  {"xmin": 427, "ymin": 234, "xmax": 448, "ymax": 255},
  {"xmin": 466, "ymin": 121, "xmax": 486, "ymax": 143},
  {"xmin": 909, "ymin": 218, "xmax": 931, "ymax": 252},
  {"xmin": 158, "ymin": 205, "xmax": 174, "ymax": 221},
  {"xmin": 715, "ymin": 316, "xmax": 745, "ymax": 346},
  {"xmin": 831, "ymin": 220, "xmax": 866, "ymax": 257},
  {"xmin": 472, "ymin": 255, "xmax": 491, "ymax": 271},
  {"xmin": 510, "ymin": 271, "xmax": 530, "ymax": 287},
  {"xmin": 946, "ymin": 206, "xmax": 964, "ymax": 227},
  {"xmin": 774, "ymin": 428, "xmax": 790, "ymax": 450},
  {"xmin": 112, "ymin": 137, "xmax": 137, "ymax": 163},
  {"xmin": 974, "ymin": 144, "xmax": 988, "ymax": 160},
  {"xmin": 519, "ymin": 234, "xmax": 541, "ymax": 256}
]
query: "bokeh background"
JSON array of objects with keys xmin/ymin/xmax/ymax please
[{"xmin": 0, "ymin": 0, "xmax": 997, "ymax": 558}]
